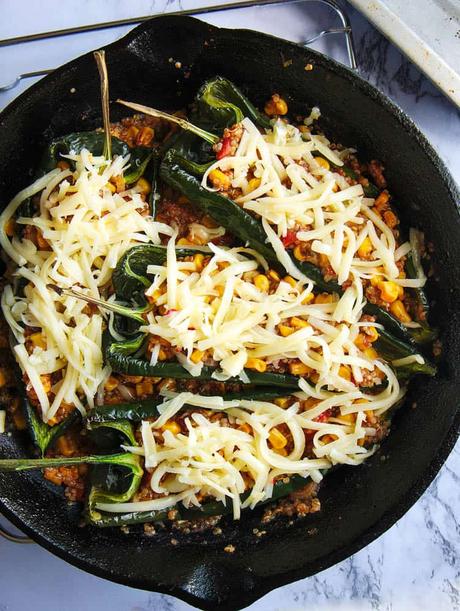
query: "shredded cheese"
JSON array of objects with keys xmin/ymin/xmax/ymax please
[
  {"xmin": 142, "ymin": 244, "xmax": 388, "ymax": 392},
  {"xmin": 202, "ymin": 117, "xmax": 423, "ymax": 294},
  {"xmin": 1, "ymin": 150, "xmax": 172, "ymax": 422},
  {"xmin": 105, "ymin": 385, "xmax": 398, "ymax": 519}
]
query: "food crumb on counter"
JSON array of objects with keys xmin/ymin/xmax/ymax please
[{"xmin": 224, "ymin": 544, "xmax": 236, "ymax": 553}]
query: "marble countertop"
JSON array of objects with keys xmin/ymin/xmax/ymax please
[{"xmin": 0, "ymin": 1, "xmax": 458, "ymax": 609}]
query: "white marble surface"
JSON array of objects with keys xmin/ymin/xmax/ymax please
[{"xmin": 0, "ymin": 1, "xmax": 459, "ymax": 610}]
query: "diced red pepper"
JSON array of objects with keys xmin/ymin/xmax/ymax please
[
  {"xmin": 281, "ymin": 230, "xmax": 297, "ymax": 248},
  {"xmin": 314, "ymin": 408, "xmax": 333, "ymax": 423},
  {"xmin": 216, "ymin": 137, "xmax": 232, "ymax": 160}
]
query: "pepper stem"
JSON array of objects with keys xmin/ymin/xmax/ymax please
[
  {"xmin": 94, "ymin": 50, "xmax": 112, "ymax": 161},
  {"xmin": 116, "ymin": 99, "xmax": 219, "ymax": 145},
  {"xmin": 46, "ymin": 284, "xmax": 149, "ymax": 324},
  {"xmin": 0, "ymin": 453, "xmax": 134, "ymax": 472}
]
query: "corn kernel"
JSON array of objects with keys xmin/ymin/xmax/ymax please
[
  {"xmin": 104, "ymin": 376, "xmax": 119, "ymax": 392},
  {"xmin": 279, "ymin": 324, "xmax": 295, "ymax": 337},
  {"xmin": 364, "ymin": 347, "xmax": 378, "ymax": 360},
  {"xmin": 4, "ymin": 218, "xmax": 15, "ymax": 237},
  {"xmin": 289, "ymin": 362, "xmax": 311, "ymax": 376},
  {"xmin": 122, "ymin": 375, "xmax": 143, "ymax": 384},
  {"xmin": 126, "ymin": 125, "xmax": 140, "ymax": 141},
  {"xmin": 354, "ymin": 334, "xmax": 368, "ymax": 351},
  {"xmin": 358, "ymin": 236, "xmax": 373, "ymax": 258},
  {"xmin": 315, "ymin": 157, "xmax": 330, "ymax": 171},
  {"xmin": 302, "ymin": 293, "xmax": 315, "ymax": 304},
  {"xmin": 158, "ymin": 348, "xmax": 168, "ymax": 361},
  {"xmin": 238, "ymin": 422, "xmax": 252, "ymax": 434},
  {"xmin": 162, "ymin": 421, "xmax": 181, "ymax": 435},
  {"xmin": 136, "ymin": 177, "xmax": 151, "ymax": 196},
  {"xmin": 268, "ymin": 269, "xmax": 280, "ymax": 282},
  {"xmin": 177, "ymin": 237, "xmax": 190, "ymax": 245},
  {"xmin": 378, "ymin": 280, "xmax": 399, "ymax": 303},
  {"xmin": 245, "ymin": 358, "xmax": 267, "ymax": 372},
  {"xmin": 290, "ymin": 317, "xmax": 309, "ymax": 328},
  {"xmin": 283, "ymin": 275, "xmax": 297, "ymax": 288},
  {"xmin": 322, "ymin": 434, "xmax": 338, "ymax": 444},
  {"xmin": 275, "ymin": 98, "xmax": 288, "ymax": 115},
  {"xmin": 269, "ymin": 427, "xmax": 288, "ymax": 449},
  {"xmin": 254, "ymin": 274, "xmax": 270, "ymax": 292},
  {"xmin": 275, "ymin": 447, "xmax": 288, "ymax": 456},
  {"xmin": 105, "ymin": 181, "xmax": 116, "ymax": 193},
  {"xmin": 293, "ymin": 245, "xmax": 307, "ymax": 261},
  {"xmin": 367, "ymin": 326, "xmax": 379, "ymax": 343},
  {"xmin": 339, "ymin": 413, "xmax": 356, "ymax": 424},
  {"xmin": 209, "ymin": 169, "xmax": 231, "ymax": 190},
  {"xmin": 390, "ymin": 299, "xmax": 412, "ymax": 323},
  {"xmin": 190, "ymin": 349, "xmax": 204, "ymax": 364},
  {"xmin": 274, "ymin": 397, "xmax": 290, "ymax": 408},
  {"xmin": 193, "ymin": 254, "xmax": 205, "ymax": 272},
  {"xmin": 30, "ymin": 332, "xmax": 46, "ymax": 350},
  {"xmin": 40, "ymin": 374, "xmax": 52, "ymax": 394},
  {"xmin": 136, "ymin": 379, "xmax": 154, "ymax": 396},
  {"xmin": 370, "ymin": 274, "xmax": 382, "ymax": 287},
  {"xmin": 247, "ymin": 177, "xmax": 261, "ymax": 192},
  {"xmin": 315, "ymin": 293, "xmax": 334, "ymax": 304},
  {"xmin": 264, "ymin": 94, "xmax": 288, "ymax": 116},
  {"xmin": 112, "ymin": 175, "xmax": 126, "ymax": 193},
  {"xmin": 339, "ymin": 365, "xmax": 351, "ymax": 381}
]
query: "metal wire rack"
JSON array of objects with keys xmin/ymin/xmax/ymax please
[{"xmin": 0, "ymin": 0, "xmax": 356, "ymax": 544}]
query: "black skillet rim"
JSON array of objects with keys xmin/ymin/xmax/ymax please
[{"xmin": 0, "ymin": 15, "xmax": 459, "ymax": 611}]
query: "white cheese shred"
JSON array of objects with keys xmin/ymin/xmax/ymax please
[{"xmin": 2, "ymin": 150, "xmax": 171, "ymax": 422}]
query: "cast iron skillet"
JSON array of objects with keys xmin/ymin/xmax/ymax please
[{"xmin": 0, "ymin": 15, "xmax": 459, "ymax": 611}]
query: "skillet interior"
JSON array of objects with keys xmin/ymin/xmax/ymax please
[{"xmin": 0, "ymin": 16, "xmax": 459, "ymax": 611}]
